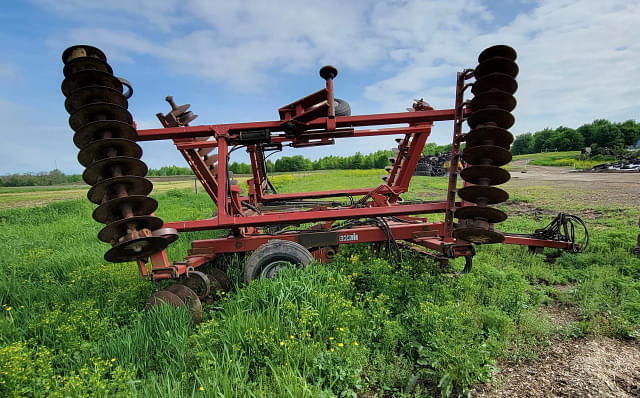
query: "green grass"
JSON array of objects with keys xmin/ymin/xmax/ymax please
[
  {"xmin": 0, "ymin": 171, "xmax": 639, "ymax": 397},
  {"xmin": 512, "ymin": 151, "xmax": 617, "ymax": 169}
]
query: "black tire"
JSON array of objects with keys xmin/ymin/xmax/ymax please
[
  {"xmin": 244, "ymin": 240, "xmax": 314, "ymax": 284},
  {"xmin": 334, "ymin": 98, "xmax": 351, "ymax": 116}
]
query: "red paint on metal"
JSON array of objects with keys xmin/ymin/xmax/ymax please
[{"xmin": 127, "ymin": 66, "xmax": 580, "ymax": 281}]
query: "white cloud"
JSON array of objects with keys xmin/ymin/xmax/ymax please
[
  {"xmin": 31, "ymin": 0, "xmax": 640, "ymax": 145},
  {"xmin": 364, "ymin": 0, "xmax": 640, "ymax": 135},
  {"xmin": 39, "ymin": 0, "xmax": 495, "ymax": 90}
]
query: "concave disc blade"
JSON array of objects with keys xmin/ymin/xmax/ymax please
[
  {"xmin": 105, "ymin": 236, "xmax": 168, "ymax": 263},
  {"xmin": 97, "ymin": 215, "xmax": 164, "ymax": 243},
  {"xmin": 180, "ymin": 271, "xmax": 211, "ymax": 300},
  {"xmin": 470, "ymin": 90, "xmax": 516, "ymax": 112},
  {"xmin": 69, "ymin": 102, "xmax": 132, "ymax": 131},
  {"xmin": 207, "ymin": 268, "xmax": 232, "ymax": 291},
  {"xmin": 62, "ymin": 69, "xmax": 123, "ymax": 97},
  {"xmin": 458, "ymin": 185, "xmax": 509, "ymax": 205},
  {"xmin": 455, "ymin": 206, "xmax": 508, "ymax": 223},
  {"xmin": 478, "ymin": 45, "xmax": 517, "ymax": 63},
  {"xmin": 145, "ymin": 290, "xmax": 184, "ymax": 310},
  {"xmin": 165, "ymin": 284, "xmax": 203, "ymax": 324},
  {"xmin": 474, "ymin": 57, "xmax": 519, "ymax": 79},
  {"xmin": 472, "ymin": 73, "xmax": 518, "ymax": 95},
  {"xmin": 62, "ymin": 45, "xmax": 107, "ymax": 64},
  {"xmin": 73, "ymin": 120, "xmax": 137, "ymax": 150},
  {"xmin": 88, "ymin": 175, "xmax": 152, "ymax": 204},
  {"xmin": 83, "ymin": 156, "xmax": 147, "ymax": 185},
  {"xmin": 466, "ymin": 126, "xmax": 514, "ymax": 149},
  {"xmin": 78, "ymin": 138, "xmax": 141, "ymax": 167},
  {"xmin": 151, "ymin": 228, "xmax": 179, "ymax": 244},
  {"xmin": 460, "ymin": 165, "xmax": 511, "ymax": 186},
  {"xmin": 63, "ymin": 57, "xmax": 113, "ymax": 78},
  {"xmin": 65, "ymin": 86, "xmax": 127, "ymax": 114},
  {"xmin": 462, "ymin": 145, "xmax": 512, "ymax": 166},
  {"xmin": 467, "ymin": 108, "xmax": 514, "ymax": 129},
  {"xmin": 93, "ymin": 195, "xmax": 158, "ymax": 224},
  {"xmin": 454, "ymin": 227, "xmax": 505, "ymax": 244}
]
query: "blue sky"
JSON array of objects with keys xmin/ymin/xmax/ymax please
[{"xmin": 1, "ymin": 0, "xmax": 638, "ymax": 174}]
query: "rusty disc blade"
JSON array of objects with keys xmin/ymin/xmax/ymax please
[
  {"xmin": 474, "ymin": 57, "xmax": 519, "ymax": 80},
  {"xmin": 165, "ymin": 284, "xmax": 203, "ymax": 324},
  {"xmin": 88, "ymin": 175, "xmax": 152, "ymax": 204},
  {"xmin": 93, "ymin": 195, "xmax": 158, "ymax": 224},
  {"xmin": 78, "ymin": 138, "xmax": 142, "ymax": 167},
  {"xmin": 69, "ymin": 103, "xmax": 132, "ymax": 131},
  {"xmin": 63, "ymin": 57, "xmax": 113, "ymax": 78},
  {"xmin": 97, "ymin": 215, "xmax": 164, "ymax": 243},
  {"xmin": 83, "ymin": 156, "xmax": 147, "ymax": 185},
  {"xmin": 478, "ymin": 45, "xmax": 517, "ymax": 63},
  {"xmin": 458, "ymin": 185, "xmax": 509, "ymax": 205},
  {"xmin": 466, "ymin": 126, "xmax": 514, "ymax": 149},
  {"xmin": 62, "ymin": 69, "xmax": 123, "ymax": 97},
  {"xmin": 105, "ymin": 236, "xmax": 168, "ymax": 262},
  {"xmin": 207, "ymin": 268, "xmax": 232, "ymax": 291},
  {"xmin": 65, "ymin": 86, "xmax": 128, "ymax": 114},
  {"xmin": 470, "ymin": 90, "xmax": 516, "ymax": 112},
  {"xmin": 152, "ymin": 228, "xmax": 179, "ymax": 244},
  {"xmin": 62, "ymin": 45, "xmax": 107, "ymax": 64},
  {"xmin": 460, "ymin": 165, "xmax": 510, "ymax": 185},
  {"xmin": 467, "ymin": 108, "xmax": 514, "ymax": 129},
  {"xmin": 462, "ymin": 145, "xmax": 512, "ymax": 167},
  {"xmin": 454, "ymin": 227, "xmax": 505, "ymax": 244},
  {"xmin": 455, "ymin": 206, "xmax": 507, "ymax": 223},
  {"xmin": 180, "ymin": 271, "xmax": 211, "ymax": 300},
  {"xmin": 472, "ymin": 73, "xmax": 518, "ymax": 95},
  {"xmin": 145, "ymin": 290, "xmax": 183, "ymax": 310},
  {"xmin": 73, "ymin": 120, "xmax": 137, "ymax": 149}
]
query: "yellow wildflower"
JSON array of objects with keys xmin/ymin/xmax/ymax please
[
  {"xmin": 280, "ymin": 341, "xmax": 285, "ymax": 346},
  {"xmin": 354, "ymin": 341, "xmax": 359, "ymax": 346},
  {"xmin": 199, "ymin": 386, "xmax": 205, "ymax": 391},
  {"xmin": 329, "ymin": 336, "xmax": 334, "ymax": 340},
  {"xmin": 338, "ymin": 342, "xmax": 344, "ymax": 347},
  {"xmin": 5, "ymin": 307, "xmax": 11, "ymax": 311}
]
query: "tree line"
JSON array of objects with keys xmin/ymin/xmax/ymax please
[
  {"xmin": 229, "ymin": 150, "xmax": 395, "ymax": 173},
  {"xmin": 4, "ymin": 120, "xmax": 635, "ymax": 186},
  {"xmin": 0, "ymin": 169, "xmax": 82, "ymax": 187},
  {"xmin": 511, "ymin": 119, "xmax": 640, "ymax": 155}
]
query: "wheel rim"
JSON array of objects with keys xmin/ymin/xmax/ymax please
[{"xmin": 260, "ymin": 260, "xmax": 292, "ymax": 279}]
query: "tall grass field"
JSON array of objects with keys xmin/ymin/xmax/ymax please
[{"xmin": 1, "ymin": 169, "xmax": 638, "ymax": 397}]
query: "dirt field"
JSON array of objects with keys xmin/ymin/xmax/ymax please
[
  {"xmin": 475, "ymin": 294, "xmax": 640, "ymax": 398},
  {"xmin": 508, "ymin": 160, "xmax": 640, "ymax": 207},
  {"xmin": 482, "ymin": 161, "xmax": 640, "ymax": 397}
]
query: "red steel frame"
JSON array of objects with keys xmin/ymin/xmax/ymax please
[{"xmin": 135, "ymin": 70, "xmax": 575, "ymax": 280}]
